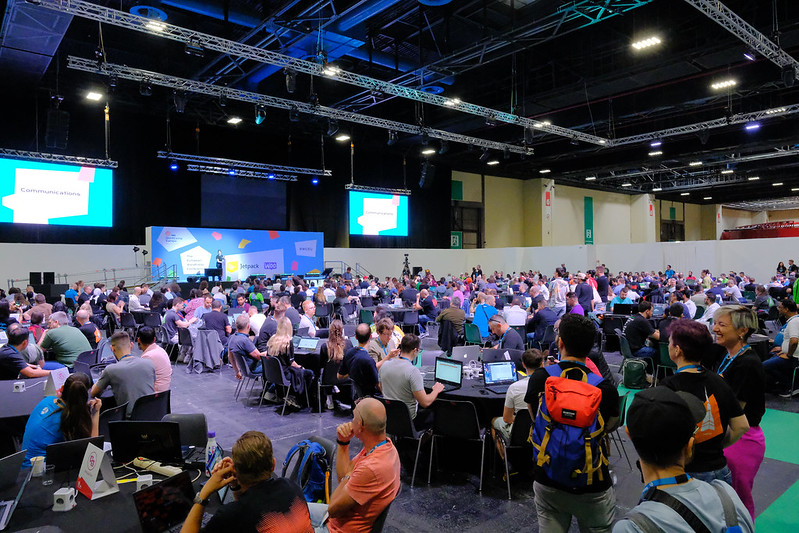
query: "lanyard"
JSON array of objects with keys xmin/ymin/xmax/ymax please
[
  {"xmin": 499, "ymin": 328, "xmax": 508, "ymax": 347},
  {"xmin": 717, "ymin": 344, "xmax": 749, "ymax": 377},
  {"xmin": 377, "ymin": 338, "xmax": 388, "ymax": 357},
  {"xmin": 364, "ymin": 439, "xmax": 389, "ymax": 457},
  {"xmin": 676, "ymin": 364, "xmax": 703, "ymax": 373},
  {"xmin": 235, "ymin": 332, "xmax": 247, "ymax": 337},
  {"xmin": 119, "ymin": 354, "xmax": 134, "ymax": 362},
  {"xmin": 641, "ymin": 474, "xmax": 691, "ymax": 502},
  {"xmin": 781, "ymin": 315, "xmax": 798, "ymax": 332}
]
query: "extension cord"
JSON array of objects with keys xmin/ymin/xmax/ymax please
[{"xmin": 133, "ymin": 457, "xmax": 183, "ymax": 477}]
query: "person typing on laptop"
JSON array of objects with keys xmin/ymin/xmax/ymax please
[
  {"xmin": 180, "ymin": 430, "xmax": 312, "ymax": 533},
  {"xmin": 378, "ymin": 334, "xmax": 444, "ymax": 430},
  {"xmin": 490, "ymin": 349, "xmax": 544, "ymax": 459}
]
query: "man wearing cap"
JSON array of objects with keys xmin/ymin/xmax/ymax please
[{"xmin": 614, "ymin": 387, "xmax": 753, "ymax": 533}]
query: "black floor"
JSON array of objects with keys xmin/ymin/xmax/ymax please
[{"xmin": 164, "ymin": 338, "xmax": 799, "ymax": 532}]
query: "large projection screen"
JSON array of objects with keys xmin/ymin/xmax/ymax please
[{"xmin": 348, "ymin": 191, "xmax": 409, "ymax": 236}]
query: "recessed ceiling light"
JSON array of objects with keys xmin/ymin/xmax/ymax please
[
  {"xmin": 226, "ymin": 116, "xmax": 242, "ymax": 124},
  {"xmin": 86, "ymin": 91, "xmax": 103, "ymax": 101},
  {"xmin": 585, "ymin": 176, "xmax": 597, "ymax": 181},
  {"xmin": 539, "ymin": 169, "xmax": 551, "ymax": 174},
  {"xmin": 621, "ymin": 183, "xmax": 632, "ymax": 187},
  {"xmin": 721, "ymin": 169, "xmax": 734, "ymax": 174},
  {"xmin": 689, "ymin": 161, "xmax": 702, "ymax": 166},
  {"xmin": 711, "ymin": 79, "xmax": 737, "ymax": 90},
  {"xmin": 680, "ymin": 192, "xmax": 690, "ymax": 196},
  {"xmin": 421, "ymin": 148, "xmax": 436, "ymax": 155},
  {"xmin": 703, "ymin": 196, "xmax": 712, "ymax": 200},
  {"xmin": 632, "ymin": 36, "xmax": 662, "ymax": 50},
  {"xmin": 747, "ymin": 176, "xmax": 759, "ymax": 181},
  {"xmin": 792, "ymin": 188, "xmax": 799, "ymax": 192},
  {"xmin": 335, "ymin": 134, "xmax": 351, "ymax": 142},
  {"xmin": 648, "ymin": 151, "xmax": 663, "ymax": 157},
  {"xmin": 486, "ymin": 160, "xmax": 500, "ymax": 166},
  {"xmin": 773, "ymin": 182, "xmax": 783, "ymax": 186},
  {"xmin": 652, "ymin": 187, "xmax": 662, "ymax": 192}
]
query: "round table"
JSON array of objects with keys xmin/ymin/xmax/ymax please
[{"xmin": 421, "ymin": 366, "xmax": 507, "ymax": 426}]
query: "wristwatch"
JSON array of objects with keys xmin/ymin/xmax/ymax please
[{"xmin": 193, "ymin": 494, "xmax": 211, "ymax": 506}]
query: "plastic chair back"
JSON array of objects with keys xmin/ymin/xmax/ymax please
[
  {"xmin": 432, "ymin": 399, "xmax": 482, "ymax": 440},
  {"xmin": 129, "ymin": 390, "xmax": 171, "ymax": 421},
  {"xmin": 694, "ymin": 306, "xmax": 705, "ymax": 320},
  {"xmin": 464, "ymin": 323, "xmax": 482, "ymax": 344},
  {"xmin": 360, "ymin": 296, "xmax": 374, "ymax": 308},
  {"xmin": 120, "ymin": 312, "xmax": 137, "ymax": 328},
  {"xmin": 402, "ymin": 311, "xmax": 418, "ymax": 326},
  {"xmin": 263, "ymin": 356, "xmax": 291, "ymax": 388},
  {"xmin": 508, "ymin": 409, "xmax": 533, "ymax": 448},
  {"xmin": 76, "ymin": 350, "xmax": 98, "ymax": 366},
  {"xmin": 540, "ymin": 325, "xmax": 556, "ymax": 347},
  {"xmin": 143, "ymin": 312, "xmax": 162, "ymax": 327},
  {"xmin": 370, "ymin": 501, "xmax": 393, "ymax": 533},
  {"xmin": 178, "ymin": 327, "xmax": 193, "ymax": 347},
  {"xmin": 379, "ymin": 397, "xmax": 422, "ymax": 439},
  {"xmin": 360, "ymin": 308, "xmax": 374, "ymax": 325},
  {"xmin": 98, "ymin": 402, "xmax": 127, "ymax": 442},
  {"xmin": 320, "ymin": 358, "xmax": 348, "ymax": 386},
  {"xmin": 615, "ymin": 328, "xmax": 634, "ymax": 359},
  {"xmin": 658, "ymin": 343, "xmax": 676, "ymax": 370},
  {"xmin": 72, "ymin": 361, "xmax": 93, "ymax": 385},
  {"xmin": 162, "ymin": 413, "xmax": 208, "ymax": 447}
]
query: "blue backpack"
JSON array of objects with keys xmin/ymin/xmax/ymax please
[
  {"xmin": 282, "ymin": 440, "xmax": 329, "ymax": 503},
  {"xmin": 530, "ymin": 364, "xmax": 608, "ymax": 488}
]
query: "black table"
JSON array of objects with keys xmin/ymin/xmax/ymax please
[{"xmin": 8, "ymin": 464, "xmax": 218, "ymax": 533}]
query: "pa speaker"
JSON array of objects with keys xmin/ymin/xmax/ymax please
[
  {"xmin": 412, "ymin": 267, "xmax": 423, "ymax": 276},
  {"xmin": 43, "ymin": 272, "xmax": 55, "ymax": 284},
  {"xmin": 29, "ymin": 272, "xmax": 42, "ymax": 285},
  {"xmin": 45, "ymin": 109, "xmax": 70, "ymax": 150},
  {"xmin": 419, "ymin": 161, "xmax": 436, "ymax": 189}
]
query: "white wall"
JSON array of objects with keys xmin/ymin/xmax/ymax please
[{"xmin": 0, "ymin": 243, "xmax": 145, "ymax": 288}]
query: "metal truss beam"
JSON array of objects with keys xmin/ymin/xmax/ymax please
[
  {"xmin": 0, "ymin": 147, "xmax": 117, "ymax": 167},
  {"xmin": 37, "ymin": 0, "xmax": 608, "ymax": 146},
  {"xmin": 185, "ymin": 164, "xmax": 297, "ymax": 181},
  {"xmin": 157, "ymin": 151, "xmax": 331, "ymax": 177},
  {"xmin": 70, "ymin": 57, "xmax": 532, "ymax": 154},
  {"xmin": 724, "ymin": 198, "xmax": 799, "ymax": 211},
  {"xmin": 344, "ymin": 183, "xmax": 411, "ymax": 196},
  {"xmin": 684, "ymin": 0, "xmax": 799, "ymax": 78},
  {"xmin": 611, "ymin": 103, "xmax": 799, "ymax": 146}
]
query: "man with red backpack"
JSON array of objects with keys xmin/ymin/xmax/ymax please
[{"xmin": 525, "ymin": 313, "xmax": 620, "ymax": 532}]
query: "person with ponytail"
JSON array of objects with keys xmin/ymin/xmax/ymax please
[{"xmin": 21, "ymin": 373, "xmax": 101, "ymax": 467}]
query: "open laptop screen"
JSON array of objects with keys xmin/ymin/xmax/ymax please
[
  {"xmin": 434, "ymin": 358, "xmax": 462, "ymax": 386},
  {"xmin": 133, "ymin": 471, "xmax": 195, "ymax": 533},
  {"xmin": 109, "ymin": 421, "xmax": 182, "ymax": 464},
  {"xmin": 483, "ymin": 361, "xmax": 517, "ymax": 385}
]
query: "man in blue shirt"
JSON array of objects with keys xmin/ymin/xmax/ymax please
[
  {"xmin": 338, "ymin": 323, "xmax": 379, "ymax": 398},
  {"xmin": 64, "ymin": 284, "xmax": 78, "ymax": 305},
  {"xmin": 664, "ymin": 265, "xmax": 675, "ymax": 278},
  {"xmin": 609, "ymin": 287, "xmax": 633, "ymax": 312}
]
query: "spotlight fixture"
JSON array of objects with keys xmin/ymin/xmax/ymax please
[
  {"xmin": 585, "ymin": 176, "xmax": 596, "ymax": 181},
  {"xmin": 744, "ymin": 122, "xmax": 761, "ymax": 131},
  {"xmin": 133, "ymin": 246, "xmax": 140, "ymax": 252},
  {"xmin": 721, "ymin": 169, "xmax": 734, "ymax": 174},
  {"xmin": 309, "ymin": 93, "xmax": 319, "ymax": 106},
  {"xmin": 219, "ymin": 94, "xmax": 227, "ymax": 107},
  {"xmin": 704, "ymin": 196, "xmax": 713, "ymax": 200},
  {"xmin": 146, "ymin": 21, "xmax": 166, "ymax": 32},
  {"xmin": 142, "ymin": 250, "xmax": 148, "ymax": 256},
  {"xmin": 570, "ymin": 139, "xmax": 579, "ymax": 146},
  {"xmin": 485, "ymin": 115, "xmax": 498, "ymax": 127},
  {"xmin": 322, "ymin": 64, "xmax": 340, "ymax": 77},
  {"xmin": 335, "ymin": 133, "xmax": 351, "ymax": 142},
  {"xmin": 631, "ymin": 36, "xmax": 662, "ymax": 50},
  {"xmin": 680, "ymin": 192, "xmax": 690, "ymax": 196},
  {"xmin": 782, "ymin": 65, "xmax": 796, "ymax": 88},
  {"xmin": 139, "ymin": 78, "xmax": 153, "ymax": 96},
  {"xmin": 169, "ymin": 160, "xmax": 178, "ymax": 171},
  {"xmin": 311, "ymin": 177, "xmax": 319, "ymax": 185},
  {"xmin": 766, "ymin": 107, "xmax": 787, "ymax": 115},
  {"xmin": 443, "ymin": 98, "xmax": 461, "ymax": 107},
  {"xmin": 387, "ymin": 131, "xmax": 398, "ymax": 146},
  {"xmin": 284, "ymin": 68, "xmax": 297, "ymax": 93},
  {"xmin": 710, "ymin": 79, "xmax": 736, "ymax": 90},
  {"xmin": 255, "ymin": 105, "xmax": 266, "ymax": 125},
  {"xmin": 228, "ymin": 168, "xmax": 237, "ymax": 175},
  {"xmin": 289, "ymin": 106, "xmax": 299, "ymax": 122},
  {"xmin": 648, "ymin": 151, "xmax": 663, "ymax": 157},
  {"xmin": 479, "ymin": 148, "xmax": 489, "ymax": 162},
  {"xmin": 108, "ymin": 74, "xmax": 118, "ymax": 88},
  {"xmin": 621, "ymin": 183, "xmax": 632, "ymax": 187},
  {"xmin": 326, "ymin": 118, "xmax": 340, "ymax": 137},
  {"xmin": 85, "ymin": 91, "xmax": 103, "ymax": 101},
  {"xmin": 94, "ymin": 45, "xmax": 104, "ymax": 67},
  {"xmin": 689, "ymin": 161, "xmax": 702, "ymax": 166},
  {"xmin": 173, "ymin": 90, "xmax": 186, "ymax": 113},
  {"xmin": 421, "ymin": 148, "xmax": 436, "ymax": 155},
  {"xmin": 486, "ymin": 160, "xmax": 500, "ymax": 166},
  {"xmin": 743, "ymin": 48, "xmax": 757, "ymax": 61},
  {"xmin": 652, "ymin": 187, "xmax": 662, "ymax": 192},
  {"xmin": 267, "ymin": 173, "xmax": 276, "ymax": 180},
  {"xmin": 184, "ymin": 38, "xmax": 204, "ymax": 58},
  {"xmin": 650, "ymin": 140, "xmax": 662, "ymax": 147},
  {"xmin": 226, "ymin": 116, "xmax": 242, "ymax": 125},
  {"xmin": 539, "ymin": 169, "xmax": 551, "ymax": 174},
  {"xmin": 438, "ymin": 141, "xmax": 449, "ymax": 155}
]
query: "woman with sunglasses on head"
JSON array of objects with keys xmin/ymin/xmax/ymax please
[{"xmin": 711, "ymin": 305, "xmax": 765, "ymax": 523}]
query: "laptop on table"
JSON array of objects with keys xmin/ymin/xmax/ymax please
[
  {"xmin": 109, "ymin": 421, "xmax": 205, "ymax": 467},
  {"xmin": 133, "ymin": 470, "xmax": 211, "ymax": 533},
  {"xmin": 451, "ymin": 346, "xmax": 481, "ymax": 365},
  {"xmin": 613, "ymin": 303, "xmax": 634, "ymax": 315},
  {"xmin": 424, "ymin": 357, "xmax": 463, "ymax": 393},
  {"xmin": 297, "ymin": 337, "xmax": 320, "ymax": 352},
  {"xmin": 652, "ymin": 303, "xmax": 667, "ymax": 318},
  {"xmin": 0, "ymin": 451, "xmax": 31, "ymax": 531},
  {"xmin": 482, "ymin": 361, "xmax": 518, "ymax": 395},
  {"xmin": 46, "ymin": 436, "xmax": 105, "ymax": 472}
]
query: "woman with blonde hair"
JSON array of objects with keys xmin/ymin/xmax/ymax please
[
  {"xmin": 712, "ymin": 305, "xmax": 765, "ymax": 522},
  {"xmin": 267, "ymin": 317, "xmax": 313, "ymax": 409}
]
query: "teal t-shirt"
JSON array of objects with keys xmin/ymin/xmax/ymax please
[{"xmin": 21, "ymin": 396, "xmax": 64, "ymax": 467}]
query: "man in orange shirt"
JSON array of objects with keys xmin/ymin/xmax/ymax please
[{"xmin": 308, "ymin": 398, "xmax": 400, "ymax": 532}]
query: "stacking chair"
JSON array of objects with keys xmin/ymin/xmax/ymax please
[
  {"xmin": 428, "ymin": 399, "xmax": 487, "ymax": 491},
  {"xmin": 98, "ymin": 402, "xmax": 127, "ymax": 442},
  {"xmin": 510, "ymin": 325, "xmax": 528, "ymax": 347},
  {"xmin": 315, "ymin": 302, "xmax": 331, "ymax": 328},
  {"xmin": 496, "ymin": 409, "xmax": 533, "ymax": 499},
  {"xmin": 464, "ymin": 323, "xmax": 483, "ymax": 346},
  {"xmin": 119, "ymin": 312, "xmax": 138, "ymax": 337},
  {"xmin": 230, "ymin": 351, "xmax": 264, "ymax": 403},
  {"xmin": 401, "ymin": 311, "xmax": 419, "ymax": 335},
  {"xmin": 360, "ymin": 296, "xmax": 374, "ymax": 308},
  {"xmin": 536, "ymin": 325, "xmax": 556, "ymax": 351},
  {"xmin": 693, "ymin": 306, "xmax": 705, "ymax": 320},
  {"xmin": 371, "ymin": 501, "xmax": 394, "ymax": 533},
  {"xmin": 262, "ymin": 357, "xmax": 310, "ymax": 415},
  {"xmin": 615, "ymin": 328, "xmax": 634, "ymax": 361},
  {"xmin": 176, "ymin": 327, "xmax": 193, "ymax": 365},
  {"xmin": 377, "ymin": 397, "xmax": 429, "ymax": 487},
  {"xmin": 162, "ymin": 413, "xmax": 208, "ymax": 447},
  {"xmin": 76, "ymin": 350, "xmax": 98, "ymax": 367},
  {"xmin": 359, "ymin": 308, "xmax": 374, "ymax": 325},
  {"xmin": 317, "ymin": 358, "xmax": 350, "ymax": 413},
  {"xmin": 343, "ymin": 324, "xmax": 357, "ymax": 338},
  {"xmin": 72, "ymin": 361, "xmax": 93, "ymax": 385},
  {"xmin": 654, "ymin": 343, "xmax": 677, "ymax": 385},
  {"xmin": 129, "ymin": 390, "xmax": 171, "ymax": 421}
]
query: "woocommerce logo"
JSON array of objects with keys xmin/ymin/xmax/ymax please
[{"xmin": 264, "ymin": 262, "xmax": 278, "ymax": 269}]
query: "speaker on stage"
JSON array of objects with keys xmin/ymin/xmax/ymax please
[
  {"xmin": 45, "ymin": 109, "xmax": 70, "ymax": 150},
  {"xmin": 419, "ymin": 161, "xmax": 436, "ymax": 189},
  {"xmin": 29, "ymin": 272, "xmax": 42, "ymax": 285},
  {"xmin": 43, "ymin": 272, "xmax": 55, "ymax": 284}
]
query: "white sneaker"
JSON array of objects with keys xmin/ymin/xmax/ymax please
[
  {"xmin": 326, "ymin": 396, "xmax": 334, "ymax": 410},
  {"xmin": 263, "ymin": 391, "xmax": 277, "ymax": 401}
]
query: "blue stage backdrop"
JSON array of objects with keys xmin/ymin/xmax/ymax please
[{"xmin": 147, "ymin": 226, "xmax": 324, "ymax": 281}]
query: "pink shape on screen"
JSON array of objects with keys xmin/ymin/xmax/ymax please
[
  {"xmin": 391, "ymin": 195, "xmax": 400, "ymax": 206},
  {"xmin": 211, "ymin": 232, "xmax": 222, "ymax": 240},
  {"xmin": 151, "ymin": 257, "xmax": 163, "ymax": 267},
  {"xmin": 78, "ymin": 167, "xmax": 95, "ymax": 182},
  {"xmin": 268, "ymin": 231, "xmax": 280, "ymax": 240},
  {"xmin": 291, "ymin": 261, "xmax": 298, "ymax": 271}
]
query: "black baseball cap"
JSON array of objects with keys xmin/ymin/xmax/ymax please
[{"xmin": 627, "ymin": 387, "xmax": 705, "ymax": 457}]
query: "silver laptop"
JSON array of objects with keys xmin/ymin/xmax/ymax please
[
  {"xmin": 0, "ymin": 451, "xmax": 31, "ymax": 531},
  {"xmin": 297, "ymin": 337, "xmax": 320, "ymax": 351},
  {"xmin": 451, "ymin": 345, "xmax": 481, "ymax": 365}
]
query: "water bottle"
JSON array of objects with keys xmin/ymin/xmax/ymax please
[{"xmin": 205, "ymin": 431, "xmax": 220, "ymax": 477}]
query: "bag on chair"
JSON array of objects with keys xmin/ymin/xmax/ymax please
[
  {"xmin": 282, "ymin": 439, "xmax": 330, "ymax": 503},
  {"xmin": 622, "ymin": 359, "xmax": 648, "ymax": 389}
]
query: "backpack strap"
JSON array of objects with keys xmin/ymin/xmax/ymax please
[
  {"xmin": 624, "ymin": 512, "xmax": 664, "ymax": 533},
  {"xmin": 282, "ymin": 440, "xmax": 309, "ymax": 480},
  {"xmin": 710, "ymin": 482, "xmax": 739, "ymax": 529},
  {"xmin": 643, "ymin": 488, "xmax": 712, "ymax": 533}
]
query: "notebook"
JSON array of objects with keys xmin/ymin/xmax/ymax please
[
  {"xmin": 482, "ymin": 361, "xmax": 518, "ymax": 394},
  {"xmin": 424, "ymin": 357, "xmax": 462, "ymax": 393},
  {"xmin": 133, "ymin": 471, "xmax": 211, "ymax": 533}
]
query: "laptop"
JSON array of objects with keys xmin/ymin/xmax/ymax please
[
  {"xmin": 424, "ymin": 357, "xmax": 463, "ymax": 393},
  {"xmin": 483, "ymin": 361, "xmax": 519, "ymax": 394},
  {"xmin": 451, "ymin": 345, "xmax": 481, "ymax": 365},
  {"xmin": 109, "ymin": 421, "xmax": 203, "ymax": 466},
  {"xmin": 652, "ymin": 303, "xmax": 667, "ymax": 318},
  {"xmin": 0, "ymin": 456, "xmax": 31, "ymax": 531},
  {"xmin": 133, "ymin": 471, "xmax": 211, "ymax": 533},
  {"xmin": 0, "ymin": 452, "xmax": 25, "ymax": 491},
  {"xmin": 594, "ymin": 302, "xmax": 607, "ymax": 314},
  {"xmin": 481, "ymin": 348, "xmax": 524, "ymax": 368},
  {"xmin": 297, "ymin": 337, "xmax": 320, "ymax": 351},
  {"xmin": 296, "ymin": 327, "xmax": 310, "ymax": 337},
  {"xmin": 46, "ymin": 436, "xmax": 105, "ymax": 472},
  {"xmin": 613, "ymin": 303, "xmax": 634, "ymax": 315}
]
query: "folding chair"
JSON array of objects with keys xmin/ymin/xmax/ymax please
[
  {"xmin": 263, "ymin": 356, "xmax": 310, "ymax": 415},
  {"xmin": 129, "ymin": 391, "xmax": 171, "ymax": 421},
  {"xmin": 377, "ymin": 397, "xmax": 430, "ymax": 487},
  {"xmin": 317, "ymin": 358, "xmax": 351, "ymax": 413},
  {"xmin": 496, "ymin": 409, "xmax": 534, "ymax": 499},
  {"xmin": 428, "ymin": 399, "xmax": 487, "ymax": 491}
]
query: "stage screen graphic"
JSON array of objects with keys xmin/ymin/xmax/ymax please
[
  {"xmin": 148, "ymin": 226, "xmax": 324, "ymax": 281},
  {"xmin": 0, "ymin": 157, "xmax": 113, "ymax": 227},
  {"xmin": 348, "ymin": 191, "xmax": 409, "ymax": 236}
]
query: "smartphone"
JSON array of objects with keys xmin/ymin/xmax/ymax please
[{"xmin": 547, "ymin": 355, "xmax": 555, "ymax": 363}]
